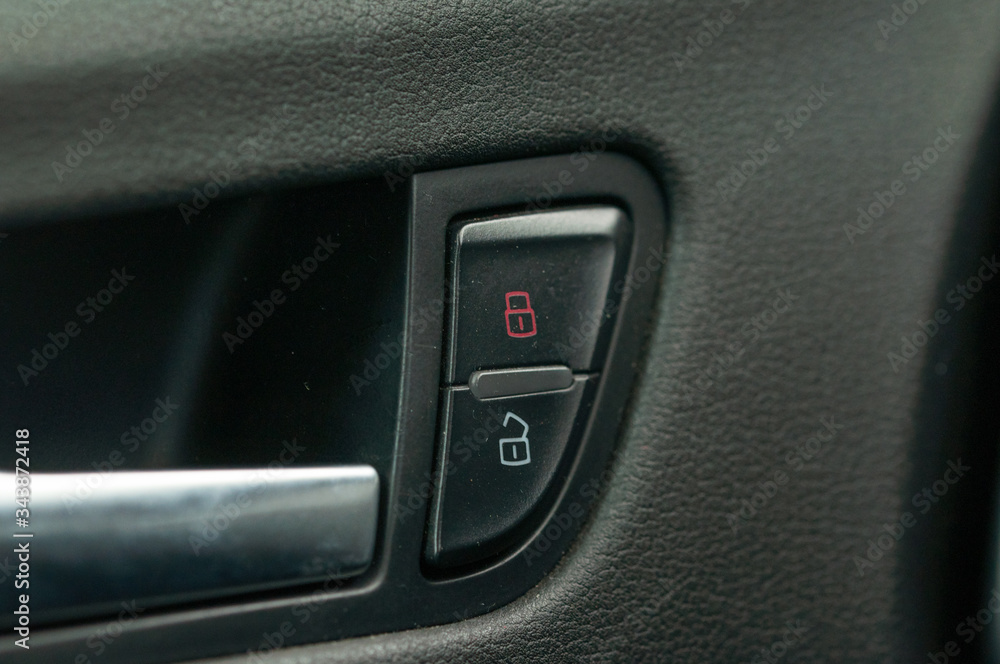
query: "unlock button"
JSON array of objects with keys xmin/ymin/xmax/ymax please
[
  {"xmin": 424, "ymin": 376, "xmax": 597, "ymax": 568},
  {"xmin": 498, "ymin": 412, "xmax": 531, "ymax": 466}
]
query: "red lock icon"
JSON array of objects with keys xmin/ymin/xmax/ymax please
[{"xmin": 504, "ymin": 291, "xmax": 537, "ymax": 338}]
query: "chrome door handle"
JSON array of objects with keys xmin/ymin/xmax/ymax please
[{"xmin": 1, "ymin": 466, "xmax": 379, "ymax": 625}]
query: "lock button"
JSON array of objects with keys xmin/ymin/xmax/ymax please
[
  {"xmin": 424, "ymin": 376, "xmax": 597, "ymax": 569},
  {"xmin": 503, "ymin": 292, "xmax": 537, "ymax": 338},
  {"xmin": 446, "ymin": 207, "xmax": 628, "ymax": 383}
]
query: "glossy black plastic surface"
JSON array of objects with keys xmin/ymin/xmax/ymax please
[
  {"xmin": 425, "ymin": 376, "xmax": 596, "ymax": 568},
  {"xmin": 0, "ymin": 181, "xmax": 408, "ymax": 476},
  {"xmin": 468, "ymin": 366, "xmax": 574, "ymax": 399},
  {"xmin": 446, "ymin": 207, "xmax": 628, "ymax": 383}
]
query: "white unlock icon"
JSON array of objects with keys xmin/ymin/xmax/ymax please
[{"xmin": 498, "ymin": 412, "xmax": 531, "ymax": 466}]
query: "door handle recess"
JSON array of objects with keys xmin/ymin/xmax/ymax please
[{"xmin": 1, "ymin": 466, "xmax": 379, "ymax": 625}]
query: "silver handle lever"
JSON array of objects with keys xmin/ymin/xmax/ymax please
[{"xmin": 2, "ymin": 466, "xmax": 379, "ymax": 625}]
